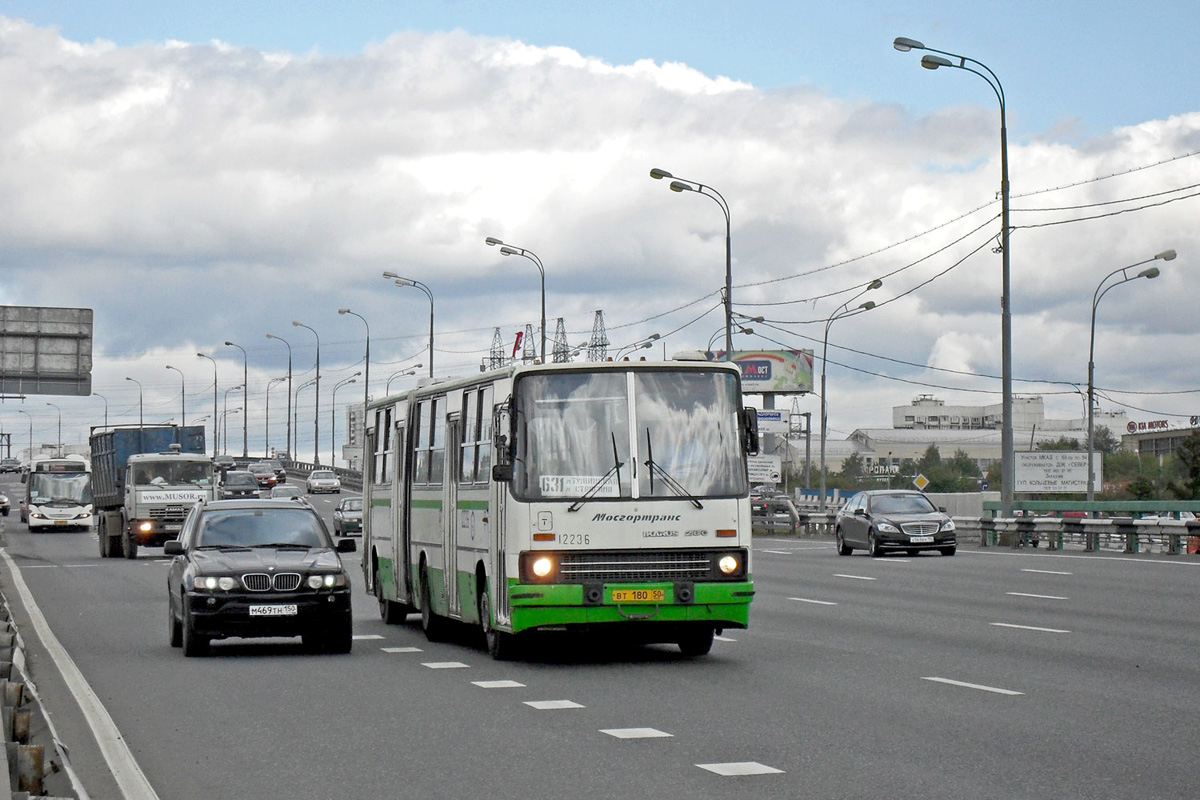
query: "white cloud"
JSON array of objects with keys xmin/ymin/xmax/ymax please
[{"xmin": 1, "ymin": 18, "xmax": 1197, "ymax": 456}]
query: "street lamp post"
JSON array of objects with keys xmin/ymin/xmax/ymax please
[
  {"xmin": 219, "ymin": 408, "xmax": 241, "ymax": 454},
  {"xmin": 339, "ymin": 308, "xmax": 371, "ymax": 460},
  {"xmin": 382, "ymin": 274, "xmax": 435, "ymax": 378},
  {"xmin": 650, "ymin": 168, "xmax": 733, "ymax": 358},
  {"xmin": 1086, "ymin": 249, "xmax": 1173, "ymax": 502},
  {"xmin": 197, "ymin": 353, "xmax": 219, "ymax": 457},
  {"xmin": 292, "ymin": 321, "xmax": 321, "ymax": 465},
  {"xmin": 224, "ymin": 341, "xmax": 248, "ymax": 457},
  {"xmin": 485, "ymin": 238, "xmax": 546, "ymax": 363},
  {"xmin": 385, "ymin": 367, "xmax": 420, "ymax": 394},
  {"xmin": 45, "ymin": 402, "xmax": 61, "ymax": 456},
  {"xmin": 125, "ymin": 377, "xmax": 144, "ymax": 428},
  {"xmin": 332, "ymin": 374, "xmax": 360, "ymax": 467},
  {"xmin": 222, "ymin": 385, "xmax": 243, "ymax": 454},
  {"xmin": 92, "ymin": 392, "xmax": 108, "ymax": 429},
  {"xmin": 295, "ymin": 377, "xmax": 317, "ymax": 463},
  {"xmin": 165, "ymin": 365, "xmax": 186, "ymax": 429},
  {"xmin": 818, "ymin": 280, "xmax": 883, "ymax": 512},
  {"xmin": 893, "ymin": 36, "xmax": 1015, "ymax": 516},
  {"xmin": 266, "ymin": 376, "xmax": 286, "ymax": 458},
  {"xmin": 16, "ymin": 409, "xmax": 31, "ymax": 462},
  {"xmin": 266, "ymin": 333, "xmax": 293, "ymax": 459}
]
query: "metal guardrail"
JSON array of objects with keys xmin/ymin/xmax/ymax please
[{"xmin": 761, "ymin": 506, "xmax": 1200, "ymax": 556}]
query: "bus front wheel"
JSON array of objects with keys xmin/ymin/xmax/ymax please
[
  {"xmin": 677, "ymin": 627, "xmax": 714, "ymax": 657},
  {"xmin": 478, "ymin": 581, "xmax": 515, "ymax": 661}
]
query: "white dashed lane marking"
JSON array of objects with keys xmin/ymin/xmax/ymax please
[
  {"xmin": 601, "ymin": 728, "xmax": 672, "ymax": 739},
  {"xmin": 789, "ymin": 597, "xmax": 838, "ymax": 605},
  {"xmin": 472, "ymin": 680, "xmax": 525, "ymax": 689},
  {"xmin": 422, "ymin": 661, "xmax": 470, "ymax": 669},
  {"xmin": 381, "ymin": 646, "xmax": 422, "ymax": 653},
  {"xmin": 696, "ymin": 762, "xmax": 784, "ymax": 776},
  {"xmin": 524, "ymin": 700, "xmax": 584, "ymax": 710}
]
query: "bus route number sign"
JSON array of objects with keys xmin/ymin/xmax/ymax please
[{"xmin": 611, "ymin": 588, "xmax": 665, "ymax": 603}]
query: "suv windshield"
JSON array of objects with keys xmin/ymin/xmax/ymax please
[
  {"xmin": 197, "ymin": 508, "xmax": 327, "ymax": 548},
  {"xmin": 225, "ymin": 472, "xmax": 257, "ymax": 487},
  {"xmin": 512, "ymin": 368, "xmax": 745, "ymax": 502}
]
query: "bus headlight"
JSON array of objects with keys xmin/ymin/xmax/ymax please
[
  {"xmin": 718, "ymin": 554, "xmax": 741, "ymax": 576},
  {"xmin": 520, "ymin": 552, "xmax": 559, "ymax": 582}
]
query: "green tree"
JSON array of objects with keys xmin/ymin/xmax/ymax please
[
  {"xmin": 1038, "ymin": 436, "xmax": 1081, "ymax": 451},
  {"xmin": 1092, "ymin": 424, "xmax": 1120, "ymax": 455},
  {"xmin": 1167, "ymin": 431, "xmax": 1200, "ymax": 499},
  {"xmin": 834, "ymin": 452, "xmax": 869, "ymax": 491}
]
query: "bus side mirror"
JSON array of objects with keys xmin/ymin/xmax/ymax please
[
  {"xmin": 492, "ymin": 399, "xmax": 514, "ymax": 477},
  {"xmin": 741, "ymin": 408, "xmax": 760, "ymax": 456}
]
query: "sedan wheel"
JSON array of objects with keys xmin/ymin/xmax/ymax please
[
  {"xmin": 868, "ymin": 532, "xmax": 884, "ymax": 558},
  {"xmin": 836, "ymin": 529, "xmax": 853, "ymax": 556}
]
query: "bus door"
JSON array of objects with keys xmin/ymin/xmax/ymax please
[
  {"xmin": 392, "ymin": 419, "xmax": 412, "ymax": 605},
  {"xmin": 442, "ymin": 414, "xmax": 462, "ymax": 617}
]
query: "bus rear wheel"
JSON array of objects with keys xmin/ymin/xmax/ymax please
[{"xmin": 419, "ymin": 565, "xmax": 449, "ymax": 643}]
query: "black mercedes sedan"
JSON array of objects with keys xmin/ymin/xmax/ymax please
[
  {"xmin": 165, "ymin": 498, "xmax": 356, "ymax": 656},
  {"xmin": 834, "ymin": 490, "xmax": 957, "ymax": 557}
]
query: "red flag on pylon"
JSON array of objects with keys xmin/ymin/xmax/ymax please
[{"xmin": 511, "ymin": 330, "xmax": 523, "ymax": 358}]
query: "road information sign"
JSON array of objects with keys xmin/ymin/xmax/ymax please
[{"xmin": 1015, "ymin": 451, "xmax": 1101, "ymax": 493}]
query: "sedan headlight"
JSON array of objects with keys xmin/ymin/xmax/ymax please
[
  {"xmin": 307, "ymin": 573, "xmax": 347, "ymax": 589},
  {"xmin": 877, "ymin": 522, "xmax": 901, "ymax": 534},
  {"xmin": 192, "ymin": 575, "xmax": 239, "ymax": 592},
  {"xmin": 940, "ymin": 518, "xmax": 956, "ymax": 532}
]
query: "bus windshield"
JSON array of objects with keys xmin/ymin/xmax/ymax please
[
  {"xmin": 513, "ymin": 368, "xmax": 746, "ymax": 501},
  {"xmin": 29, "ymin": 472, "xmax": 91, "ymax": 505}
]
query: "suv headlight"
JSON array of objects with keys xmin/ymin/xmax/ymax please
[
  {"xmin": 192, "ymin": 575, "xmax": 239, "ymax": 592},
  {"xmin": 307, "ymin": 573, "xmax": 346, "ymax": 589}
]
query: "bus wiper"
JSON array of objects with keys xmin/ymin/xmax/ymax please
[
  {"xmin": 568, "ymin": 433, "xmax": 623, "ymax": 513},
  {"xmin": 644, "ymin": 429, "xmax": 703, "ymax": 509}
]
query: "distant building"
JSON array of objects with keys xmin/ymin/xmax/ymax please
[{"xmin": 789, "ymin": 394, "xmax": 1131, "ymax": 477}]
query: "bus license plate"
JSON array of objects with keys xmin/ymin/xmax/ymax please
[
  {"xmin": 249, "ymin": 604, "xmax": 298, "ymax": 617},
  {"xmin": 910, "ymin": 536, "xmax": 934, "ymax": 544},
  {"xmin": 611, "ymin": 589, "xmax": 665, "ymax": 603}
]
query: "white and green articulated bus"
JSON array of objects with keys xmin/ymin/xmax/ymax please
[{"xmin": 362, "ymin": 356, "xmax": 760, "ymax": 659}]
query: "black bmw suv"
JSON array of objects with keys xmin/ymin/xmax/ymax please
[{"xmin": 165, "ymin": 498, "xmax": 356, "ymax": 656}]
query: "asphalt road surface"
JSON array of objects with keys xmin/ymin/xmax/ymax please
[{"xmin": 1, "ymin": 473, "xmax": 1197, "ymax": 800}]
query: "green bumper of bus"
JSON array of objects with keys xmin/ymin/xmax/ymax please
[{"xmin": 506, "ymin": 580, "xmax": 753, "ymax": 634}]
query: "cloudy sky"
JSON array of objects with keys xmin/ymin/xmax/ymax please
[{"xmin": 1, "ymin": 0, "xmax": 1198, "ymax": 463}]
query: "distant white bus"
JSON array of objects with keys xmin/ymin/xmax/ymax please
[
  {"xmin": 362, "ymin": 357, "xmax": 760, "ymax": 659},
  {"xmin": 22, "ymin": 454, "xmax": 93, "ymax": 531}
]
